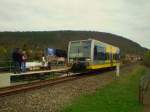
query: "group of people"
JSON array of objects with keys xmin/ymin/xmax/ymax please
[
  {"xmin": 12, "ymin": 48, "xmax": 27, "ymax": 74},
  {"xmin": 12, "ymin": 48, "xmax": 66, "ymax": 73}
]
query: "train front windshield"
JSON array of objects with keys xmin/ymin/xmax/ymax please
[{"xmin": 69, "ymin": 40, "xmax": 91, "ymax": 61}]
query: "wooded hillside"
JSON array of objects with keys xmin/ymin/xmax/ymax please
[{"xmin": 0, "ymin": 31, "xmax": 147, "ymax": 60}]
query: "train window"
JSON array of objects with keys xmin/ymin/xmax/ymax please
[
  {"xmin": 116, "ymin": 54, "xmax": 118, "ymax": 60},
  {"xmin": 112, "ymin": 53, "xmax": 120, "ymax": 60},
  {"xmin": 110, "ymin": 53, "xmax": 113, "ymax": 60},
  {"xmin": 100, "ymin": 52, "xmax": 105, "ymax": 60},
  {"xmin": 69, "ymin": 41, "xmax": 91, "ymax": 58},
  {"xmin": 94, "ymin": 46, "xmax": 98, "ymax": 60},
  {"xmin": 116, "ymin": 54, "xmax": 119, "ymax": 60},
  {"xmin": 116, "ymin": 53, "xmax": 120, "ymax": 60},
  {"xmin": 94, "ymin": 45, "xmax": 105, "ymax": 60},
  {"xmin": 114, "ymin": 54, "xmax": 116, "ymax": 60},
  {"xmin": 113, "ymin": 54, "xmax": 115, "ymax": 60}
]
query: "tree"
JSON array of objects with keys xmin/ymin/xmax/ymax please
[
  {"xmin": 0, "ymin": 46, "xmax": 8, "ymax": 59},
  {"xmin": 22, "ymin": 44, "xmax": 34, "ymax": 61},
  {"xmin": 143, "ymin": 50, "xmax": 150, "ymax": 67},
  {"xmin": 34, "ymin": 46, "xmax": 43, "ymax": 60}
]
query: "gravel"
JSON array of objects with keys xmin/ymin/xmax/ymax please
[{"xmin": 0, "ymin": 71, "xmax": 115, "ymax": 112}]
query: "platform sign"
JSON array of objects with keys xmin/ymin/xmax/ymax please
[{"xmin": 47, "ymin": 48, "xmax": 55, "ymax": 56}]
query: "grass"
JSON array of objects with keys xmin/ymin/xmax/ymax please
[{"xmin": 61, "ymin": 65, "xmax": 149, "ymax": 112}]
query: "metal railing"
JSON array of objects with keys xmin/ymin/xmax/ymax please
[
  {"xmin": 139, "ymin": 74, "xmax": 150, "ymax": 104},
  {"xmin": 0, "ymin": 60, "xmax": 66, "ymax": 73},
  {"xmin": 0, "ymin": 61, "xmax": 13, "ymax": 72}
]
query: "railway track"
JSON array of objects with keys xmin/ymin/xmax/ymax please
[
  {"xmin": 0, "ymin": 63, "xmax": 136, "ymax": 97},
  {"xmin": 0, "ymin": 72, "xmax": 90, "ymax": 97}
]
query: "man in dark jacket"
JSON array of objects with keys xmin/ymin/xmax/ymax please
[{"xmin": 12, "ymin": 48, "xmax": 22, "ymax": 73}]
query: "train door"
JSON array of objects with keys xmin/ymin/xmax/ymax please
[{"xmin": 93, "ymin": 44, "xmax": 106, "ymax": 64}]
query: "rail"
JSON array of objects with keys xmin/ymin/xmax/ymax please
[
  {"xmin": 0, "ymin": 75, "xmax": 74, "ymax": 96},
  {"xmin": 0, "ymin": 71, "xmax": 93, "ymax": 97},
  {"xmin": 139, "ymin": 74, "xmax": 150, "ymax": 104}
]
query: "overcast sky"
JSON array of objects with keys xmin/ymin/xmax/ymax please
[{"xmin": 0, "ymin": 0, "xmax": 150, "ymax": 49}]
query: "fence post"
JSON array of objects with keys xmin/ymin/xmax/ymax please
[
  {"xmin": 139, "ymin": 84, "xmax": 141, "ymax": 104},
  {"xmin": 139, "ymin": 84, "xmax": 144, "ymax": 104},
  {"xmin": 9, "ymin": 61, "xmax": 12, "ymax": 73},
  {"xmin": 139, "ymin": 75, "xmax": 150, "ymax": 104},
  {"xmin": 115, "ymin": 63, "xmax": 120, "ymax": 80}
]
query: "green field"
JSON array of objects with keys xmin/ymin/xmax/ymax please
[{"xmin": 61, "ymin": 65, "xmax": 149, "ymax": 112}]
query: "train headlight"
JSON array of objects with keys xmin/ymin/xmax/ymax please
[
  {"xmin": 86, "ymin": 58, "xmax": 91, "ymax": 61},
  {"xmin": 85, "ymin": 58, "xmax": 91, "ymax": 66}
]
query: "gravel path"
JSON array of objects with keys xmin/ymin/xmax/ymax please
[{"xmin": 0, "ymin": 66, "xmax": 133, "ymax": 112}]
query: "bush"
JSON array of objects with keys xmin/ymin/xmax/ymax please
[{"xmin": 143, "ymin": 50, "xmax": 150, "ymax": 67}]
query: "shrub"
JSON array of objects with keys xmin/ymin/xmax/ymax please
[{"xmin": 143, "ymin": 50, "xmax": 150, "ymax": 67}]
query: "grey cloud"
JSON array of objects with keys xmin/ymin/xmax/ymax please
[{"xmin": 0, "ymin": 0, "xmax": 150, "ymax": 48}]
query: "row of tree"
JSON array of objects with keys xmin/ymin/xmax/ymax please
[{"xmin": 0, "ymin": 44, "xmax": 46, "ymax": 67}]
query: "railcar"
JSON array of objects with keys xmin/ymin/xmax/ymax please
[{"xmin": 68, "ymin": 39, "xmax": 120, "ymax": 71}]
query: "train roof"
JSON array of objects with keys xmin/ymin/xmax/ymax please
[{"xmin": 69, "ymin": 39, "xmax": 119, "ymax": 50}]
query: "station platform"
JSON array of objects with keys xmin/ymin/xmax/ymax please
[
  {"xmin": 11, "ymin": 67, "xmax": 70, "ymax": 76},
  {"xmin": 0, "ymin": 67, "xmax": 70, "ymax": 88}
]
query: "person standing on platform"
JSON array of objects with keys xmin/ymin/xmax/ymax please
[
  {"xmin": 21, "ymin": 51, "xmax": 27, "ymax": 72},
  {"xmin": 42, "ymin": 54, "xmax": 48, "ymax": 69},
  {"xmin": 12, "ymin": 48, "xmax": 21, "ymax": 74}
]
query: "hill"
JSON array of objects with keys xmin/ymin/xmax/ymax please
[{"xmin": 0, "ymin": 31, "xmax": 147, "ymax": 60}]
